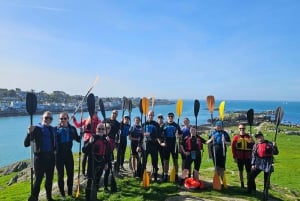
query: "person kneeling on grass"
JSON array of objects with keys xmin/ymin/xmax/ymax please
[{"xmin": 180, "ymin": 127, "xmax": 206, "ymax": 185}]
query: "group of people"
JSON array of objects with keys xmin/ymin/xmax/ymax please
[
  {"xmin": 24, "ymin": 108, "xmax": 279, "ymax": 201},
  {"xmin": 231, "ymin": 123, "xmax": 279, "ymax": 198},
  {"xmin": 24, "ymin": 111, "xmax": 81, "ymax": 201}
]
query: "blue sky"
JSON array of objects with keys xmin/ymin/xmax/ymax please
[{"xmin": 0, "ymin": 1, "xmax": 299, "ymax": 101}]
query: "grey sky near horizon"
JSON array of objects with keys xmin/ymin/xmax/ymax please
[{"xmin": 0, "ymin": 1, "xmax": 299, "ymax": 101}]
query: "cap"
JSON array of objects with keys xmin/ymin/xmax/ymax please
[
  {"xmin": 157, "ymin": 114, "xmax": 164, "ymax": 119},
  {"xmin": 124, "ymin": 115, "xmax": 130, "ymax": 120},
  {"xmin": 215, "ymin": 120, "xmax": 223, "ymax": 126},
  {"xmin": 168, "ymin": 112, "xmax": 174, "ymax": 117},
  {"xmin": 255, "ymin": 131, "xmax": 264, "ymax": 138}
]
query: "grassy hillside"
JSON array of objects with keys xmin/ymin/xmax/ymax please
[{"xmin": 0, "ymin": 123, "xmax": 299, "ymax": 201}]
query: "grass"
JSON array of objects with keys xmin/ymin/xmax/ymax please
[{"xmin": 0, "ymin": 123, "xmax": 299, "ymax": 201}]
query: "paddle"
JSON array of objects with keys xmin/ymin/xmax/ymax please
[
  {"xmin": 194, "ymin": 99, "xmax": 200, "ymax": 130},
  {"xmin": 274, "ymin": 106, "xmax": 284, "ymax": 142},
  {"xmin": 175, "ymin": 99, "xmax": 183, "ymax": 150},
  {"xmin": 72, "ymin": 76, "xmax": 99, "ymax": 117},
  {"xmin": 121, "ymin": 96, "xmax": 128, "ymax": 117},
  {"xmin": 206, "ymin": 95, "xmax": 215, "ymax": 159},
  {"xmin": 87, "ymin": 93, "xmax": 97, "ymax": 201},
  {"xmin": 206, "ymin": 95, "xmax": 221, "ymax": 190},
  {"xmin": 151, "ymin": 95, "xmax": 155, "ymax": 110},
  {"xmin": 170, "ymin": 99, "xmax": 183, "ymax": 182},
  {"xmin": 75, "ymin": 106, "xmax": 84, "ymax": 198},
  {"xmin": 98, "ymin": 98, "xmax": 117, "ymax": 193},
  {"xmin": 219, "ymin": 101, "xmax": 225, "ymax": 122},
  {"xmin": 139, "ymin": 99, "xmax": 143, "ymax": 125},
  {"xmin": 247, "ymin": 109, "xmax": 254, "ymax": 135},
  {"xmin": 99, "ymin": 99, "xmax": 106, "ymax": 120},
  {"xmin": 219, "ymin": 100, "xmax": 227, "ymax": 188},
  {"xmin": 137, "ymin": 98, "xmax": 143, "ymax": 178},
  {"xmin": 128, "ymin": 99, "xmax": 133, "ymax": 125},
  {"xmin": 26, "ymin": 92, "xmax": 37, "ymax": 195},
  {"xmin": 264, "ymin": 106, "xmax": 284, "ymax": 201},
  {"xmin": 141, "ymin": 97, "xmax": 150, "ymax": 188},
  {"xmin": 218, "ymin": 101, "xmax": 226, "ymax": 156}
]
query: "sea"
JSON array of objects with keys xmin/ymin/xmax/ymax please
[{"xmin": 1, "ymin": 99, "xmax": 299, "ymax": 168}]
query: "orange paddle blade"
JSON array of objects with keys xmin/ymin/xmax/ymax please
[
  {"xmin": 142, "ymin": 170, "xmax": 150, "ymax": 188},
  {"xmin": 206, "ymin": 95, "xmax": 215, "ymax": 113},
  {"xmin": 213, "ymin": 171, "xmax": 222, "ymax": 190},
  {"xmin": 142, "ymin": 97, "xmax": 149, "ymax": 116}
]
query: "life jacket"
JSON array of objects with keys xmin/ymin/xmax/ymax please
[
  {"xmin": 144, "ymin": 124, "xmax": 156, "ymax": 141},
  {"xmin": 56, "ymin": 125, "xmax": 74, "ymax": 153},
  {"xmin": 256, "ymin": 141, "xmax": 273, "ymax": 158},
  {"xmin": 131, "ymin": 125, "xmax": 143, "ymax": 139},
  {"xmin": 186, "ymin": 136, "xmax": 203, "ymax": 151},
  {"xmin": 181, "ymin": 127, "xmax": 190, "ymax": 138},
  {"xmin": 120, "ymin": 124, "xmax": 130, "ymax": 137},
  {"xmin": 93, "ymin": 136, "xmax": 108, "ymax": 156},
  {"xmin": 235, "ymin": 135, "xmax": 252, "ymax": 151},
  {"xmin": 36, "ymin": 123, "xmax": 55, "ymax": 152},
  {"xmin": 164, "ymin": 123, "xmax": 177, "ymax": 138},
  {"xmin": 56, "ymin": 127, "xmax": 71, "ymax": 143}
]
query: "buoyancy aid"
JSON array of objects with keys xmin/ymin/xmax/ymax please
[
  {"xmin": 131, "ymin": 125, "xmax": 143, "ymax": 139},
  {"xmin": 35, "ymin": 123, "xmax": 55, "ymax": 153},
  {"xmin": 256, "ymin": 141, "xmax": 273, "ymax": 158},
  {"xmin": 235, "ymin": 135, "xmax": 252, "ymax": 151},
  {"xmin": 93, "ymin": 136, "xmax": 108, "ymax": 156},
  {"xmin": 186, "ymin": 136, "xmax": 203, "ymax": 151},
  {"xmin": 164, "ymin": 123, "xmax": 177, "ymax": 138},
  {"xmin": 56, "ymin": 125, "xmax": 73, "ymax": 153}
]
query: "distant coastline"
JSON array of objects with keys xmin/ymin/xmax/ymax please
[{"xmin": 0, "ymin": 100, "xmax": 175, "ymax": 118}]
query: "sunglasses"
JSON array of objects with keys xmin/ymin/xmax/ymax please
[
  {"xmin": 168, "ymin": 116, "xmax": 174, "ymax": 118},
  {"xmin": 60, "ymin": 117, "xmax": 68, "ymax": 120},
  {"xmin": 158, "ymin": 116, "xmax": 163, "ymax": 119},
  {"xmin": 239, "ymin": 128, "xmax": 245, "ymax": 130},
  {"xmin": 44, "ymin": 116, "xmax": 53, "ymax": 120}
]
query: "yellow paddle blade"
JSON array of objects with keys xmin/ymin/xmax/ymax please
[
  {"xmin": 206, "ymin": 95, "xmax": 215, "ymax": 113},
  {"xmin": 176, "ymin": 99, "xmax": 183, "ymax": 118},
  {"xmin": 222, "ymin": 171, "xmax": 228, "ymax": 189},
  {"xmin": 213, "ymin": 171, "xmax": 222, "ymax": 190},
  {"xmin": 170, "ymin": 166, "xmax": 176, "ymax": 182},
  {"xmin": 75, "ymin": 186, "xmax": 79, "ymax": 198},
  {"xmin": 142, "ymin": 97, "xmax": 149, "ymax": 116},
  {"xmin": 219, "ymin": 100, "xmax": 225, "ymax": 121}
]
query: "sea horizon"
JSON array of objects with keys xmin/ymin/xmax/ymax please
[{"xmin": 1, "ymin": 99, "xmax": 299, "ymax": 168}]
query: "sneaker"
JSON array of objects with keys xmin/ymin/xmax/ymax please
[{"xmin": 28, "ymin": 195, "xmax": 38, "ymax": 201}]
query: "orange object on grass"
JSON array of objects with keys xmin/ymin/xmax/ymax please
[{"xmin": 184, "ymin": 178, "xmax": 205, "ymax": 189}]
